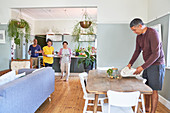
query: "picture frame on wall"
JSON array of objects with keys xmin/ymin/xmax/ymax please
[{"xmin": 0, "ymin": 30, "xmax": 5, "ymax": 43}]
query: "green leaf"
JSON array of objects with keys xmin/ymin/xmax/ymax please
[
  {"xmin": 85, "ymin": 51, "xmax": 90, "ymax": 57},
  {"xmin": 14, "ymin": 38, "xmax": 20, "ymax": 45},
  {"xmin": 78, "ymin": 55, "xmax": 86, "ymax": 57}
]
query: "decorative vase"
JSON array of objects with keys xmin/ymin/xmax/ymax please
[{"xmin": 75, "ymin": 52, "xmax": 79, "ymax": 56}]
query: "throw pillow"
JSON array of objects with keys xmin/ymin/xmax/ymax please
[{"xmin": 0, "ymin": 70, "xmax": 16, "ymax": 86}]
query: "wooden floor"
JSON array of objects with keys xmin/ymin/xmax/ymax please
[{"xmin": 36, "ymin": 76, "xmax": 170, "ymax": 113}]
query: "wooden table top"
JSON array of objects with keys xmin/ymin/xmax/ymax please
[{"xmin": 87, "ymin": 70, "xmax": 153, "ymax": 94}]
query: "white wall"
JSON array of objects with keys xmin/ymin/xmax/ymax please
[
  {"xmin": 0, "ymin": 0, "xmax": 148, "ymax": 24},
  {"xmin": 148, "ymin": 0, "xmax": 170, "ymax": 21},
  {"xmin": 98, "ymin": 0, "xmax": 148, "ymax": 23},
  {"xmin": 34, "ymin": 20, "xmax": 97, "ymax": 35},
  {"xmin": 34, "ymin": 20, "xmax": 77, "ymax": 35}
]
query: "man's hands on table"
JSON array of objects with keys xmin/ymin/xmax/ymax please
[
  {"xmin": 127, "ymin": 64, "xmax": 144, "ymax": 75},
  {"xmin": 134, "ymin": 66, "xmax": 143, "ymax": 75}
]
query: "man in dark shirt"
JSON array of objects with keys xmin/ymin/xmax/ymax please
[
  {"xmin": 28, "ymin": 39, "xmax": 42, "ymax": 68},
  {"xmin": 127, "ymin": 18, "xmax": 165, "ymax": 113}
]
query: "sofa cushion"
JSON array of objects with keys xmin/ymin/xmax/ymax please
[
  {"xmin": 0, "ymin": 70, "xmax": 16, "ymax": 86},
  {"xmin": 18, "ymin": 69, "xmax": 35, "ymax": 75},
  {"xmin": 32, "ymin": 67, "xmax": 46, "ymax": 73}
]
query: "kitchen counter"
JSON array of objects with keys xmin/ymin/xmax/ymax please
[
  {"xmin": 38, "ymin": 55, "xmax": 86, "ymax": 58},
  {"xmin": 37, "ymin": 55, "xmax": 90, "ymax": 73}
]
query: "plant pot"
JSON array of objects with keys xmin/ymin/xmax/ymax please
[
  {"xmin": 16, "ymin": 22, "xmax": 25, "ymax": 28},
  {"xmin": 84, "ymin": 64, "xmax": 92, "ymax": 73},
  {"xmin": 75, "ymin": 52, "xmax": 79, "ymax": 56},
  {"xmin": 80, "ymin": 21, "xmax": 92, "ymax": 28}
]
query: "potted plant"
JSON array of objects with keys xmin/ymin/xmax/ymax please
[
  {"xmin": 75, "ymin": 44, "xmax": 81, "ymax": 56},
  {"xmin": 8, "ymin": 19, "xmax": 31, "ymax": 45},
  {"xmin": 78, "ymin": 51, "xmax": 96, "ymax": 73}
]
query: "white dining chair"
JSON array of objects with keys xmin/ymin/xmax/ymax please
[
  {"xmin": 136, "ymin": 76, "xmax": 147, "ymax": 113},
  {"xmin": 79, "ymin": 73, "xmax": 106, "ymax": 113},
  {"xmin": 97, "ymin": 67, "xmax": 114, "ymax": 70},
  {"xmin": 103, "ymin": 90, "xmax": 140, "ymax": 113},
  {"xmin": 79, "ymin": 72, "xmax": 88, "ymax": 83}
]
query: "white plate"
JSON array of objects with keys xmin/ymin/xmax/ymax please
[
  {"xmin": 121, "ymin": 74, "xmax": 140, "ymax": 77},
  {"xmin": 121, "ymin": 66, "xmax": 142, "ymax": 77},
  {"xmin": 47, "ymin": 54, "xmax": 54, "ymax": 57}
]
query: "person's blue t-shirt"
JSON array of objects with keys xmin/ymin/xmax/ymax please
[{"xmin": 29, "ymin": 45, "xmax": 41, "ymax": 57}]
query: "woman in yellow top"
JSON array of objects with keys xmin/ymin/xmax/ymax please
[{"xmin": 42, "ymin": 39, "xmax": 54, "ymax": 67}]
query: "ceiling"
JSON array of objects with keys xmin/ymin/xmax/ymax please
[{"xmin": 12, "ymin": 8, "xmax": 97, "ymax": 20}]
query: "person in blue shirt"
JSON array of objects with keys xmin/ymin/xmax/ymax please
[{"xmin": 28, "ymin": 39, "xmax": 42, "ymax": 68}]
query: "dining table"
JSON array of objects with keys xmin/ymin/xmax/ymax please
[{"xmin": 86, "ymin": 69, "xmax": 153, "ymax": 113}]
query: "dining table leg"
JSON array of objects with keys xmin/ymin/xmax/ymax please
[{"xmin": 93, "ymin": 94, "xmax": 99, "ymax": 113}]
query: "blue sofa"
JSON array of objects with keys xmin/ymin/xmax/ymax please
[{"xmin": 0, "ymin": 67, "xmax": 55, "ymax": 113}]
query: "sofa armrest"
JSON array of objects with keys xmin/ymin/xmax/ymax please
[{"xmin": 0, "ymin": 69, "xmax": 11, "ymax": 76}]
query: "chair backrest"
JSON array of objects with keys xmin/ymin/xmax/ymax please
[
  {"xmin": 11, "ymin": 59, "xmax": 32, "ymax": 73},
  {"xmin": 79, "ymin": 73, "xmax": 88, "ymax": 97},
  {"xmin": 79, "ymin": 72, "xmax": 88, "ymax": 77},
  {"xmin": 107, "ymin": 90, "xmax": 140, "ymax": 110},
  {"xmin": 97, "ymin": 66, "xmax": 114, "ymax": 70}
]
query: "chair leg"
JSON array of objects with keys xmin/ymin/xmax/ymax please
[
  {"xmin": 49, "ymin": 95, "xmax": 51, "ymax": 102},
  {"xmin": 83, "ymin": 99, "xmax": 88, "ymax": 113},
  {"xmin": 141, "ymin": 94, "xmax": 145, "ymax": 113},
  {"xmin": 100, "ymin": 100, "xmax": 104, "ymax": 113}
]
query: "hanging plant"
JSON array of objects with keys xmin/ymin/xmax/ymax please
[
  {"xmin": 8, "ymin": 19, "xmax": 31, "ymax": 45},
  {"xmin": 72, "ymin": 8, "xmax": 96, "ymax": 42},
  {"xmin": 79, "ymin": 9, "xmax": 92, "ymax": 29},
  {"xmin": 72, "ymin": 21, "xmax": 96, "ymax": 42}
]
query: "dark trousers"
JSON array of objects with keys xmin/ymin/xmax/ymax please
[{"xmin": 45, "ymin": 63, "xmax": 53, "ymax": 67}]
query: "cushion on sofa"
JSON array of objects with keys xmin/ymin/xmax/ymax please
[
  {"xmin": 0, "ymin": 70, "xmax": 16, "ymax": 86},
  {"xmin": 18, "ymin": 68, "xmax": 36, "ymax": 75}
]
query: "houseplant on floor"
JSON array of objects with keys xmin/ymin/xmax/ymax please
[{"xmin": 78, "ymin": 51, "xmax": 96, "ymax": 73}]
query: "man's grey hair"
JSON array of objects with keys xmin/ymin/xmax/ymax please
[{"xmin": 130, "ymin": 18, "xmax": 144, "ymax": 28}]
